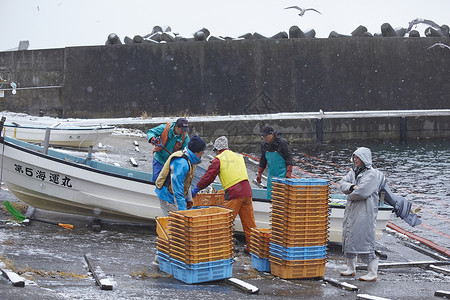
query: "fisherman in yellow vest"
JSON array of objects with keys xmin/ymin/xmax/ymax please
[
  {"xmin": 192, "ymin": 136, "xmax": 256, "ymax": 252},
  {"xmin": 155, "ymin": 135, "xmax": 206, "ymax": 216}
]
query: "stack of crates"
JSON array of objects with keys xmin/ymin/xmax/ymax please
[
  {"xmin": 156, "ymin": 207, "xmax": 234, "ymax": 284},
  {"xmin": 269, "ymin": 178, "xmax": 329, "ymax": 279},
  {"xmin": 249, "ymin": 228, "xmax": 271, "ymax": 272},
  {"xmin": 155, "ymin": 216, "xmax": 173, "ymax": 275}
]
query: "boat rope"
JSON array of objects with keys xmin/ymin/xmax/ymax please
[
  {"xmin": 240, "ymin": 152, "xmax": 339, "ymax": 186},
  {"xmin": 0, "ymin": 141, "xmax": 4, "ymax": 184},
  {"xmin": 0, "ymin": 118, "xmax": 6, "ymax": 184},
  {"xmin": 387, "ymin": 222, "xmax": 450, "ymax": 257},
  {"xmin": 417, "ymin": 207, "xmax": 450, "ymax": 224},
  {"xmin": 420, "ymin": 223, "xmax": 450, "ymax": 239}
]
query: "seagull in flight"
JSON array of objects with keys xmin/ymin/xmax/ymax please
[
  {"xmin": 407, "ymin": 18, "xmax": 441, "ymax": 32},
  {"xmin": 284, "ymin": 6, "xmax": 322, "ymax": 16},
  {"xmin": 426, "ymin": 42, "xmax": 450, "ymax": 51}
]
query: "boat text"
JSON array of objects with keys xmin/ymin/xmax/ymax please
[{"xmin": 14, "ymin": 164, "xmax": 73, "ymax": 187}]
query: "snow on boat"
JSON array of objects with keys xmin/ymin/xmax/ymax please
[
  {"xmin": 2, "ymin": 122, "xmax": 115, "ymax": 149},
  {"xmin": 0, "ymin": 131, "xmax": 392, "ymax": 243}
]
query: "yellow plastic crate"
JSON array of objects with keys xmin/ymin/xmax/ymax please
[
  {"xmin": 169, "ymin": 207, "xmax": 233, "ymax": 227},
  {"xmin": 271, "ymin": 205, "xmax": 329, "ymax": 216},
  {"xmin": 169, "ymin": 226, "xmax": 233, "ymax": 240},
  {"xmin": 170, "ymin": 236, "xmax": 233, "ymax": 248},
  {"xmin": 169, "ymin": 206, "xmax": 233, "ymax": 220},
  {"xmin": 271, "ymin": 212, "xmax": 328, "ymax": 222},
  {"xmin": 285, "ymin": 185, "xmax": 329, "ymax": 192},
  {"xmin": 271, "ymin": 219, "xmax": 328, "ymax": 230},
  {"xmin": 156, "ymin": 217, "xmax": 169, "ymax": 240},
  {"xmin": 269, "ymin": 258, "xmax": 326, "ymax": 279},
  {"xmin": 169, "ymin": 219, "xmax": 233, "ymax": 233},
  {"xmin": 272, "ymin": 190, "xmax": 329, "ymax": 201},
  {"xmin": 193, "ymin": 190, "xmax": 225, "ymax": 206},
  {"xmin": 270, "ymin": 236, "xmax": 328, "ymax": 248},
  {"xmin": 156, "ymin": 237, "xmax": 170, "ymax": 254},
  {"xmin": 170, "ymin": 240, "xmax": 233, "ymax": 253},
  {"xmin": 170, "ymin": 246, "xmax": 233, "ymax": 264},
  {"xmin": 250, "ymin": 227, "xmax": 271, "ymax": 237}
]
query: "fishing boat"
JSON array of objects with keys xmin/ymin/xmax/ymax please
[
  {"xmin": 2, "ymin": 122, "xmax": 115, "ymax": 149},
  {"xmin": 0, "ymin": 130, "xmax": 392, "ymax": 243}
]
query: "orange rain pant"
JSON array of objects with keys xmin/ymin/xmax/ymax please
[{"xmin": 221, "ymin": 196, "xmax": 256, "ymax": 251}]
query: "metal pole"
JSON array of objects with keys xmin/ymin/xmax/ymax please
[
  {"xmin": 400, "ymin": 116, "xmax": 407, "ymax": 143},
  {"xmin": 316, "ymin": 118, "xmax": 323, "ymax": 144},
  {"xmin": 43, "ymin": 128, "xmax": 51, "ymax": 154}
]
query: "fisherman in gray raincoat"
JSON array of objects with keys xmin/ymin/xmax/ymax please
[{"xmin": 339, "ymin": 147, "xmax": 380, "ymax": 281}]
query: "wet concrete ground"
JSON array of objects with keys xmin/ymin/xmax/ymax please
[{"xmin": 1, "ymin": 134, "xmax": 449, "ymax": 299}]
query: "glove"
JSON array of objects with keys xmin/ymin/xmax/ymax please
[
  {"xmin": 191, "ymin": 187, "xmax": 200, "ymax": 198},
  {"xmin": 186, "ymin": 200, "xmax": 193, "ymax": 210},
  {"xmin": 285, "ymin": 165, "xmax": 293, "ymax": 178},
  {"xmin": 149, "ymin": 137, "xmax": 156, "ymax": 144},
  {"xmin": 256, "ymin": 167, "xmax": 264, "ymax": 184}
]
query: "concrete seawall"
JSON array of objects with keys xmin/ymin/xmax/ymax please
[
  {"xmin": 1, "ymin": 38, "xmax": 449, "ymax": 144},
  {"xmin": 71, "ymin": 110, "xmax": 449, "ymax": 145}
]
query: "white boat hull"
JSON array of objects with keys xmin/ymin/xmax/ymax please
[
  {"xmin": 1, "ymin": 137, "xmax": 161, "ymax": 222},
  {"xmin": 3, "ymin": 124, "xmax": 115, "ymax": 149}
]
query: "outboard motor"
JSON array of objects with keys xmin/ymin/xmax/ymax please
[{"xmin": 376, "ymin": 170, "xmax": 422, "ymax": 227}]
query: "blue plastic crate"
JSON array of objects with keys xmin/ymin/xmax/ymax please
[
  {"xmin": 270, "ymin": 244, "xmax": 327, "ymax": 254},
  {"xmin": 157, "ymin": 251, "xmax": 172, "ymax": 275},
  {"xmin": 251, "ymin": 253, "xmax": 271, "ymax": 272},
  {"xmin": 170, "ymin": 258, "xmax": 233, "ymax": 284},
  {"xmin": 269, "ymin": 244, "xmax": 327, "ymax": 260},
  {"xmin": 285, "ymin": 178, "xmax": 329, "ymax": 186},
  {"xmin": 271, "ymin": 177, "xmax": 287, "ymax": 184}
]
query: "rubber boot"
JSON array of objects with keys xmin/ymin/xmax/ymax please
[
  {"xmin": 340, "ymin": 257, "xmax": 356, "ymax": 276},
  {"xmin": 359, "ymin": 257, "xmax": 379, "ymax": 281}
]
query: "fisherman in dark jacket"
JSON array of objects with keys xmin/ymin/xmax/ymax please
[{"xmin": 256, "ymin": 126, "xmax": 294, "ymax": 198}]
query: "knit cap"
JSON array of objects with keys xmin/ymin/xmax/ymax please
[
  {"xmin": 188, "ymin": 135, "xmax": 206, "ymax": 153},
  {"xmin": 213, "ymin": 136, "xmax": 228, "ymax": 151}
]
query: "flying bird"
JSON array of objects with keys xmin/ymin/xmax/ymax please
[
  {"xmin": 407, "ymin": 18, "xmax": 441, "ymax": 32},
  {"xmin": 284, "ymin": 6, "xmax": 322, "ymax": 16},
  {"xmin": 426, "ymin": 42, "xmax": 450, "ymax": 51}
]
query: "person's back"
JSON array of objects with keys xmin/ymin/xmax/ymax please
[
  {"xmin": 193, "ymin": 136, "xmax": 255, "ymax": 252},
  {"xmin": 155, "ymin": 135, "xmax": 206, "ymax": 216},
  {"xmin": 216, "ymin": 149, "xmax": 250, "ymax": 192}
]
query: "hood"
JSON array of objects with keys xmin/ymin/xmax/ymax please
[
  {"xmin": 183, "ymin": 147, "xmax": 201, "ymax": 165},
  {"xmin": 352, "ymin": 147, "xmax": 372, "ymax": 168},
  {"xmin": 271, "ymin": 131, "xmax": 283, "ymax": 144}
]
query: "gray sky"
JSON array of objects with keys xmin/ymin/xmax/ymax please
[{"xmin": 2, "ymin": 0, "xmax": 450, "ymax": 51}]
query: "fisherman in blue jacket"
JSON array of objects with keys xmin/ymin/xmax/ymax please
[{"xmin": 154, "ymin": 135, "xmax": 206, "ymax": 216}]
